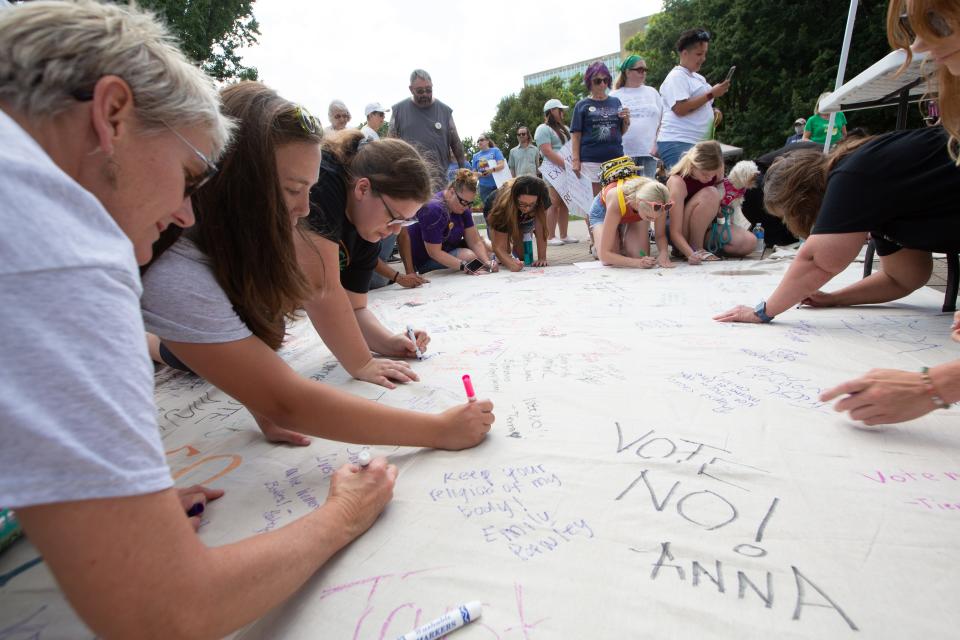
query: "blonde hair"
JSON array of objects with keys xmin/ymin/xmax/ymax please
[
  {"xmin": 887, "ymin": 0, "xmax": 960, "ymax": 164},
  {"xmin": 0, "ymin": 0, "xmax": 232, "ymax": 154},
  {"xmin": 669, "ymin": 140, "xmax": 724, "ymax": 178},
  {"xmin": 623, "ymin": 177, "xmax": 670, "ymax": 210},
  {"xmin": 448, "ymin": 167, "xmax": 478, "ymax": 193}
]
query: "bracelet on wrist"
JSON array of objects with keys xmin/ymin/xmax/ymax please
[
  {"xmin": 459, "ymin": 261, "xmax": 466, "ymax": 271},
  {"xmin": 706, "ymin": 91, "xmax": 715, "ymax": 101},
  {"xmin": 920, "ymin": 366, "xmax": 951, "ymax": 409},
  {"xmin": 391, "ymin": 271, "xmax": 399, "ymax": 283}
]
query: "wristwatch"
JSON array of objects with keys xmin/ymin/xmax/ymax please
[{"xmin": 753, "ymin": 301, "xmax": 775, "ymax": 323}]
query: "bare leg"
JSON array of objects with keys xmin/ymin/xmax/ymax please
[
  {"xmin": 546, "ymin": 185, "xmax": 560, "ymax": 239},
  {"xmin": 557, "ymin": 197, "xmax": 570, "ymax": 239},
  {"xmin": 686, "ymin": 188, "xmax": 721, "ymax": 252}
]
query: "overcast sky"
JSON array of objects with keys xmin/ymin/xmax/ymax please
[{"xmin": 238, "ymin": 0, "xmax": 664, "ymax": 138}]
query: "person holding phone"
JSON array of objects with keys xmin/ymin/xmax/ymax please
[
  {"xmin": 657, "ymin": 28, "xmax": 731, "ymax": 170},
  {"xmin": 404, "ymin": 168, "xmax": 497, "ymax": 274}
]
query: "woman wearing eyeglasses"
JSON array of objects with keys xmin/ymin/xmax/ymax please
[
  {"xmin": 610, "ymin": 54, "xmax": 663, "ymax": 178},
  {"xmin": 486, "ymin": 176, "xmax": 551, "ymax": 271},
  {"xmin": 571, "ymin": 61, "xmax": 630, "ymax": 196},
  {"xmin": 657, "ymin": 28, "xmax": 730, "ymax": 171},
  {"xmin": 142, "ymin": 82, "xmax": 494, "ymax": 448},
  {"xmin": 403, "ymin": 169, "xmax": 497, "ymax": 274},
  {"xmin": 298, "ymin": 129, "xmax": 443, "ymax": 388},
  {"xmin": 588, "ymin": 160, "xmax": 673, "ymax": 269}
]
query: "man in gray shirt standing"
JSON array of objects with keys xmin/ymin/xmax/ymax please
[
  {"xmin": 389, "ymin": 69, "xmax": 466, "ymax": 189},
  {"xmin": 508, "ymin": 125, "xmax": 540, "ymax": 177}
]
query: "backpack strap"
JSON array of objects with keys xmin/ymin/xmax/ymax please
[{"xmin": 616, "ymin": 179, "xmax": 628, "ymax": 217}]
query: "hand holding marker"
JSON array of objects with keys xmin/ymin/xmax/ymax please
[{"xmin": 407, "ymin": 324, "xmax": 423, "ymax": 360}]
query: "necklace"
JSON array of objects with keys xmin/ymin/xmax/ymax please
[{"xmin": 415, "ymin": 100, "xmax": 443, "ymax": 130}]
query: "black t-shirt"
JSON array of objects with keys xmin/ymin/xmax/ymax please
[
  {"xmin": 305, "ymin": 156, "xmax": 380, "ymax": 293},
  {"xmin": 812, "ymin": 127, "xmax": 960, "ymax": 255},
  {"xmin": 741, "ymin": 141, "xmax": 822, "ymax": 247}
]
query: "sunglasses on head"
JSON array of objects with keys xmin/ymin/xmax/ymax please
[
  {"xmin": 294, "ymin": 104, "xmax": 321, "ymax": 134},
  {"xmin": 592, "ymin": 77, "xmax": 611, "ymax": 86},
  {"xmin": 899, "ymin": 11, "xmax": 954, "ymax": 39},
  {"xmin": 694, "ymin": 29, "xmax": 711, "ymax": 42}
]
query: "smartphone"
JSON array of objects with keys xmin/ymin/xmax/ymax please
[
  {"xmin": 725, "ymin": 65, "xmax": 736, "ymax": 82},
  {"xmin": 463, "ymin": 258, "xmax": 486, "ymax": 273}
]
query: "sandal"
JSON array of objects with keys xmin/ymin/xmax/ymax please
[{"xmin": 692, "ymin": 249, "xmax": 721, "ymax": 262}]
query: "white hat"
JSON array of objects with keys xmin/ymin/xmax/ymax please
[
  {"xmin": 543, "ymin": 98, "xmax": 569, "ymax": 113},
  {"xmin": 794, "ymin": 117, "xmax": 807, "ymax": 125},
  {"xmin": 365, "ymin": 102, "xmax": 390, "ymax": 116}
]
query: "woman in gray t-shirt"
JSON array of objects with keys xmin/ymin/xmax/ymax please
[{"xmin": 142, "ymin": 82, "xmax": 494, "ymax": 451}]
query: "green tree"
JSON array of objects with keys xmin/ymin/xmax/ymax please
[
  {"xmin": 489, "ymin": 77, "xmax": 580, "ymax": 156},
  {"xmin": 133, "ymin": 0, "xmax": 260, "ymax": 81},
  {"xmin": 624, "ymin": 0, "xmax": 917, "ymax": 156}
]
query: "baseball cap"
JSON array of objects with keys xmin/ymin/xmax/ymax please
[
  {"xmin": 794, "ymin": 117, "xmax": 806, "ymax": 125},
  {"xmin": 365, "ymin": 102, "xmax": 390, "ymax": 116},
  {"xmin": 543, "ymin": 98, "xmax": 569, "ymax": 113}
]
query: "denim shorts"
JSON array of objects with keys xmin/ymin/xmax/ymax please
[
  {"xmin": 587, "ymin": 193, "xmax": 607, "ymax": 227},
  {"xmin": 657, "ymin": 141, "xmax": 696, "ymax": 171}
]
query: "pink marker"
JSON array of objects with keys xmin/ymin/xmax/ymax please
[{"xmin": 461, "ymin": 374, "xmax": 476, "ymax": 402}]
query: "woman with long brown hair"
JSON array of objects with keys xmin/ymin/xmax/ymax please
[
  {"xmin": 486, "ymin": 176, "xmax": 551, "ymax": 271},
  {"xmin": 142, "ymin": 81, "xmax": 493, "ymax": 447}
]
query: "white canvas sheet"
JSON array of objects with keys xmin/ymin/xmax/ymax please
[{"xmin": 1, "ymin": 259, "xmax": 958, "ymax": 639}]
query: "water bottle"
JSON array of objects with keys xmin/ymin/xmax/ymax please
[
  {"xmin": 753, "ymin": 223, "xmax": 765, "ymax": 256},
  {"xmin": 523, "ymin": 232, "xmax": 533, "ymax": 265}
]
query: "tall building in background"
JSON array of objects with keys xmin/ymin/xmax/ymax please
[{"xmin": 523, "ymin": 15, "xmax": 654, "ymax": 87}]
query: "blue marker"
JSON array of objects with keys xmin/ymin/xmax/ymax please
[
  {"xmin": 396, "ymin": 601, "xmax": 482, "ymax": 640},
  {"xmin": 406, "ymin": 324, "xmax": 423, "ymax": 360}
]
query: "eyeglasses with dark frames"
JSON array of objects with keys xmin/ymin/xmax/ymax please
[
  {"xmin": 413, "ymin": 87, "xmax": 434, "ymax": 95},
  {"xmin": 629, "ymin": 66, "xmax": 649, "ymax": 73},
  {"xmin": 453, "ymin": 190, "xmax": 473, "ymax": 208},
  {"xmin": 378, "ymin": 193, "xmax": 418, "ymax": 227}
]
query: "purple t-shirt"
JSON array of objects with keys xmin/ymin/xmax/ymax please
[{"xmin": 407, "ymin": 192, "xmax": 475, "ymax": 271}]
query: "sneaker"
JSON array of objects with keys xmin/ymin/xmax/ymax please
[
  {"xmin": 560, "ymin": 236, "xmax": 580, "ymax": 244},
  {"xmin": 547, "ymin": 238, "xmax": 565, "ymax": 246}
]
